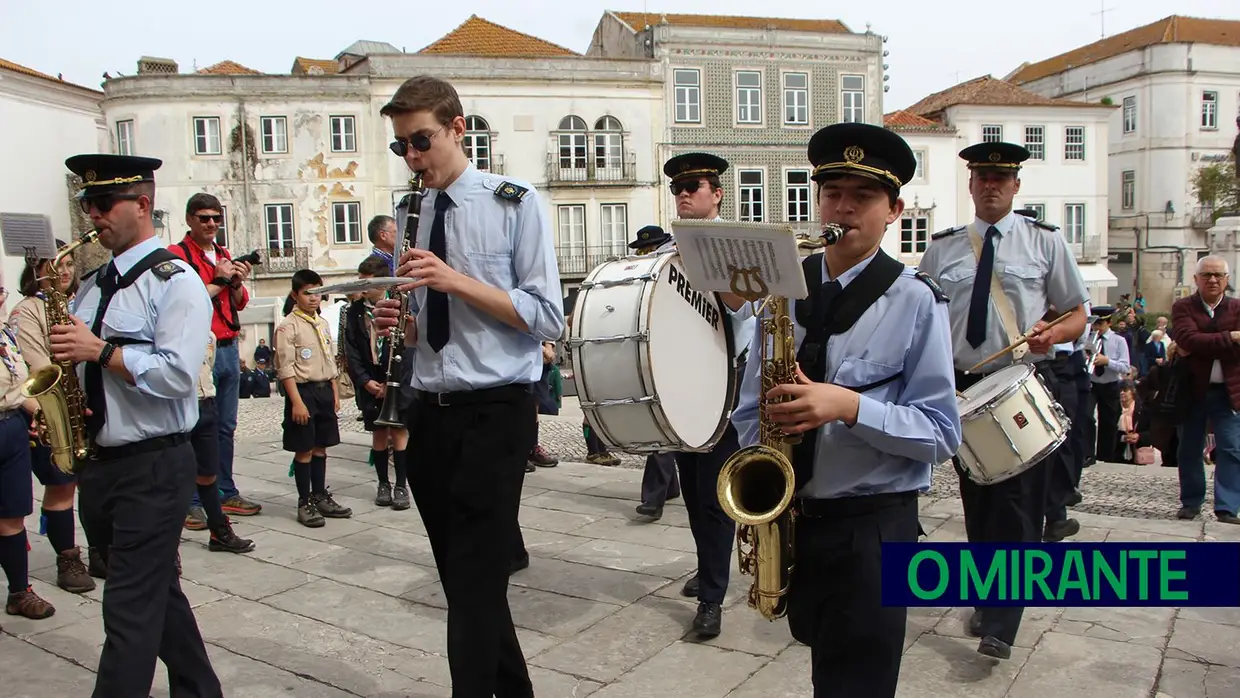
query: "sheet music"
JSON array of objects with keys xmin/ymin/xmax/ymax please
[
  {"xmin": 0, "ymin": 213, "xmax": 57, "ymax": 259},
  {"xmin": 669, "ymin": 220, "xmax": 808, "ymax": 300}
]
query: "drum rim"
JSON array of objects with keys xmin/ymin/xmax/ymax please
[{"xmin": 958, "ymin": 363, "xmax": 1036, "ymax": 420}]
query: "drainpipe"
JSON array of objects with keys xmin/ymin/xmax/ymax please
[{"xmin": 237, "ymin": 97, "xmax": 255, "ymax": 297}]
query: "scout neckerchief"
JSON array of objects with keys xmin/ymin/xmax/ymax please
[
  {"xmin": 292, "ymin": 308, "xmax": 331, "ymax": 358},
  {"xmin": 364, "ymin": 300, "xmax": 381, "ymax": 365},
  {"xmin": 0, "ymin": 326, "xmax": 20, "ymax": 378}
]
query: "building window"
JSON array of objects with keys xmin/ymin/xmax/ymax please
[
  {"xmin": 841, "ymin": 75, "xmax": 865, "ymax": 122},
  {"xmin": 1023, "ymin": 203, "xmax": 1046, "ymax": 221},
  {"xmin": 463, "ymin": 116, "xmax": 491, "ymax": 171},
  {"xmin": 783, "ymin": 72, "xmax": 809, "ymax": 125},
  {"xmin": 1201, "ymin": 91, "xmax": 1218, "ymax": 129},
  {"xmin": 215, "ymin": 206, "xmax": 228, "ymax": 248},
  {"xmin": 1024, "ymin": 126, "xmax": 1045, "ymax": 160},
  {"xmin": 913, "ymin": 150, "xmax": 926, "ymax": 180},
  {"xmin": 556, "ymin": 204, "xmax": 586, "ymax": 253},
  {"xmin": 329, "ymin": 115, "xmax": 356, "ymax": 152},
  {"xmin": 673, "ymin": 69, "xmax": 701, "ymax": 123},
  {"xmin": 594, "ymin": 116, "xmax": 624, "ymax": 179},
  {"xmin": 1064, "ymin": 203, "xmax": 1085, "ymax": 244},
  {"xmin": 735, "ymin": 70, "xmax": 763, "ymax": 124},
  {"xmin": 115, "ymin": 120, "xmax": 134, "ymax": 156},
  {"xmin": 1120, "ymin": 170, "xmax": 1136, "ymax": 210},
  {"xmin": 600, "ymin": 204, "xmax": 628, "ymax": 257},
  {"xmin": 1064, "ymin": 126, "xmax": 1085, "ymax": 161},
  {"xmin": 260, "ymin": 116, "xmax": 287, "ymax": 154},
  {"xmin": 557, "ymin": 115, "xmax": 587, "ymax": 177},
  {"xmin": 785, "ymin": 170, "xmax": 811, "ymax": 222},
  {"xmin": 982, "ymin": 125, "xmax": 1003, "ymax": 143},
  {"xmin": 1122, "ymin": 96, "xmax": 1136, "ymax": 134},
  {"xmin": 264, "ymin": 204, "xmax": 295, "ymax": 251},
  {"xmin": 332, "ymin": 202, "xmax": 362, "ymax": 244},
  {"xmin": 192, "ymin": 117, "xmax": 221, "ymax": 155},
  {"xmin": 900, "ymin": 216, "xmax": 929, "ymax": 255},
  {"xmin": 738, "ymin": 169, "xmax": 765, "ymax": 222}
]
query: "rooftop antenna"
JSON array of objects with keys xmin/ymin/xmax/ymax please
[{"xmin": 1091, "ymin": 1, "xmax": 1116, "ymax": 38}]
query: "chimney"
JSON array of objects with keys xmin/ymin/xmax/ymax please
[{"xmin": 137, "ymin": 56, "xmax": 179, "ymax": 75}]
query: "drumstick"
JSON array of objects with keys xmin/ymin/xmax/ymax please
[{"xmin": 964, "ymin": 310, "xmax": 1075, "ymax": 375}]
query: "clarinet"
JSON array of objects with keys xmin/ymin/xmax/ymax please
[{"xmin": 373, "ymin": 171, "xmax": 426, "ymax": 427}]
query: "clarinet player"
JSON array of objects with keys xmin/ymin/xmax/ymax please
[{"xmin": 372, "ymin": 75, "xmax": 564, "ymax": 698}]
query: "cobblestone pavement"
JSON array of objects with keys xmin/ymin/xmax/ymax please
[{"xmin": 5, "ymin": 432, "xmax": 1238, "ymax": 697}]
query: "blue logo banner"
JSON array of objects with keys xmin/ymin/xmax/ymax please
[{"xmin": 881, "ymin": 542, "xmax": 1240, "ymax": 607}]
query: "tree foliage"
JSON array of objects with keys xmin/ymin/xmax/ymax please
[{"xmin": 1192, "ymin": 161, "xmax": 1239, "ymax": 220}]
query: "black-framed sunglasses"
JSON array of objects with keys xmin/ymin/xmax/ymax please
[
  {"xmin": 1198, "ymin": 271, "xmax": 1228, "ymax": 280},
  {"xmin": 195, "ymin": 214, "xmax": 224, "ymax": 224},
  {"xmin": 79, "ymin": 193, "xmax": 141, "ymax": 214},
  {"xmin": 670, "ymin": 180, "xmax": 704, "ymax": 196},
  {"xmin": 389, "ymin": 125, "xmax": 447, "ymax": 157}
]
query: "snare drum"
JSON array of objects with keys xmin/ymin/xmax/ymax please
[
  {"xmin": 956, "ymin": 363, "xmax": 1070, "ymax": 485},
  {"xmin": 569, "ymin": 250, "xmax": 736, "ymax": 453}
]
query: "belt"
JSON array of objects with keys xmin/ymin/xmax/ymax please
[
  {"xmin": 92, "ymin": 432, "xmax": 190, "ymax": 461},
  {"xmin": 414, "ymin": 383, "xmax": 532, "ymax": 408},
  {"xmin": 0, "ymin": 409, "xmax": 21, "ymax": 422},
  {"xmin": 794, "ymin": 490, "xmax": 917, "ymax": 518},
  {"xmin": 216, "ymin": 337, "xmax": 236, "ymax": 347}
]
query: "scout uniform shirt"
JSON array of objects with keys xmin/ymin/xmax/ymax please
[
  {"xmin": 275, "ymin": 309, "xmax": 338, "ymax": 384},
  {"xmin": 9, "ymin": 295, "xmax": 53, "ymax": 370},
  {"xmin": 198, "ymin": 334, "xmax": 216, "ymax": 401},
  {"xmin": 0, "ymin": 326, "xmax": 30, "ymax": 414}
]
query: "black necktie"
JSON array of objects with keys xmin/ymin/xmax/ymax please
[
  {"xmin": 426, "ymin": 192, "xmax": 452, "ymax": 353},
  {"xmin": 966, "ymin": 225, "xmax": 999, "ymax": 349},
  {"xmin": 1094, "ymin": 334, "xmax": 1107, "ymax": 377},
  {"xmin": 85, "ymin": 262, "xmax": 119, "ymax": 439}
]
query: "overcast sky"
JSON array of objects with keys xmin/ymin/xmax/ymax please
[{"xmin": 1, "ymin": 0, "xmax": 1234, "ymax": 111}]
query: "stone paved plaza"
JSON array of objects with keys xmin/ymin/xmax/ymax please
[{"xmin": 2, "ymin": 399, "xmax": 1238, "ymax": 697}]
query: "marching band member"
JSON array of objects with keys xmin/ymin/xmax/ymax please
[
  {"xmin": 373, "ymin": 74, "xmax": 563, "ymax": 698},
  {"xmin": 918, "ymin": 141, "xmax": 1089, "ymax": 660},
  {"xmin": 732, "ymin": 122, "xmax": 961, "ymax": 697},
  {"xmin": 53, "ymin": 153, "xmax": 220, "ymax": 697}
]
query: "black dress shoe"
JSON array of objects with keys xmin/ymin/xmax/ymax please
[
  {"xmin": 510, "ymin": 553, "xmax": 530, "ymax": 575},
  {"xmin": 1043, "ymin": 519, "xmax": 1080, "ymax": 542},
  {"xmin": 1177, "ymin": 506, "xmax": 1200, "ymax": 520},
  {"xmin": 966, "ymin": 610, "xmax": 985, "ymax": 637},
  {"xmin": 681, "ymin": 574, "xmax": 699, "ymax": 598},
  {"xmin": 692, "ymin": 601, "xmax": 722, "ymax": 638},
  {"xmin": 977, "ymin": 636, "xmax": 1011, "ymax": 659},
  {"xmin": 1066, "ymin": 490, "xmax": 1083, "ymax": 507},
  {"xmin": 635, "ymin": 503, "xmax": 663, "ymax": 520}
]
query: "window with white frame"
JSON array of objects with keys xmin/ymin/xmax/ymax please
[
  {"xmin": 913, "ymin": 150, "xmax": 926, "ymax": 180},
  {"xmin": 329, "ymin": 115, "xmax": 356, "ymax": 152},
  {"xmin": 264, "ymin": 204, "xmax": 294, "ymax": 251},
  {"xmin": 738, "ymin": 169, "xmax": 765, "ymax": 222},
  {"xmin": 783, "ymin": 72, "xmax": 808, "ymax": 125},
  {"xmin": 556, "ymin": 204, "xmax": 586, "ymax": 253},
  {"xmin": 1122, "ymin": 96, "xmax": 1136, "ymax": 134},
  {"xmin": 332, "ymin": 202, "xmax": 362, "ymax": 244},
  {"xmin": 785, "ymin": 170, "xmax": 811, "ymax": 222},
  {"xmin": 900, "ymin": 216, "xmax": 929, "ymax": 255},
  {"xmin": 215, "ymin": 205, "xmax": 229, "ymax": 248},
  {"xmin": 557, "ymin": 116, "xmax": 587, "ymax": 175},
  {"xmin": 735, "ymin": 70, "xmax": 763, "ymax": 124},
  {"xmin": 1201, "ymin": 91, "xmax": 1218, "ymax": 129},
  {"xmin": 673, "ymin": 69, "xmax": 701, "ymax": 123},
  {"xmin": 260, "ymin": 116, "xmax": 287, "ymax": 154},
  {"xmin": 841, "ymin": 75, "xmax": 864, "ymax": 122},
  {"xmin": 982, "ymin": 125, "xmax": 1003, "ymax": 143},
  {"xmin": 1064, "ymin": 203, "xmax": 1085, "ymax": 244},
  {"xmin": 1121, "ymin": 170, "xmax": 1136, "ymax": 210},
  {"xmin": 192, "ymin": 117, "xmax": 221, "ymax": 155},
  {"xmin": 1064, "ymin": 126, "xmax": 1085, "ymax": 161},
  {"xmin": 1022, "ymin": 203, "xmax": 1046, "ymax": 220},
  {"xmin": 594, "ymin": 116, "xmax": 624, "ymax": 178},
  {"xmin": 116, "ymin": 120, "xmax": 134, "ymax": 156},
  {"xmin": 1024, "ymin": 125, "xmax": 1045, "ymax": 160},
  {"xmin": 600, "ymin": 204, "xmax": 628, "ymax": 256},
  {"xmin": 464, "ymin": 116, "xmax": 491, "ymax": 171}
]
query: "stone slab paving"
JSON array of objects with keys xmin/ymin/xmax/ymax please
[{"xmin": 2, "ymin": 415, "xmax": 1238, "ymax": 696}]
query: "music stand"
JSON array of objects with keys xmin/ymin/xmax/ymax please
[
  {"xmin": 0, "ymin": 213, "xmax": 57, "ymax": 272},
  {"xmin": 668, "ymin": 220, "xmax": 808, "ymax": 302}
]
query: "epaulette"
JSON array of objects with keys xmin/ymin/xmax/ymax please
[
  {"xmin": 914, "ymin": 271, "xmax": 949, "ymax": 303},
  {"xmin": 82, "ymin": 263, "xmax": 105, "ymax": 280},
  {"xmin": 151, "ymin": 260, "xmax": 185, "ymax": 281},
  {"xmin": 930, "ymin": 225, "xmax": 965, "ymax": 240},
  {"xmin": 494, "ymin": 181, "xmax": 529, "ymax": 203},
  {"xmin": 1031, "ymin": 219, "xmax": 1060, "ymax": 232}
]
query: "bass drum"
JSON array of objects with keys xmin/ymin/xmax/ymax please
[{"xmin": 569, "ymin": 250, "xmax": 736, "ymax": 453}]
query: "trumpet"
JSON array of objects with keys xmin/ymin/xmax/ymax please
[{"xmin": 373, "ymin": 171, "xmax": 425, "ymax": 428}]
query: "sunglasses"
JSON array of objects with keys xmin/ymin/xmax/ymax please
[
  {"xmin": 670, "ymin": 180, "xmax": 706, "ymax": 196},
  {"xmin": 79, "ymin": 193, "xmax": 141, "ymax": 214},
  {"xmin": 195, "ymin": 214, "xmax": 224, "ymax": 224},
  {"xmin": 389, "ymin": 125, "xmax": 447, "ymax": 157}
]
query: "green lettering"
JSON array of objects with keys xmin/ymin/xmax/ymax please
[
  {"xmin": 1159, "ymin": 550, "xmax": 1189, "ymax": 601},
  {"xmin": 1024, "ymin": 550, "xmax": 1055, "ymax": 601},
  {"xmin": 1129, "ymin": 550, "xmax": 1158, "ymax": 601},
  {"xmin": 1059, "ymin": 550, "xmax": 1090, "ymax": 601},
  {"xmin": 962, "ymin": 550, "xmax": 1004, "ymax": 601},
  {"xmin": 1092, "ymin": 550, "xmax": 1126, "ymax": 600},
  {"xmin": 1009, "ymin": 549, "xmax": 1020, "ymax": 600},
  {"xmin": 909, "ymin": 551, "xmax": 949, "ymax": 600}
]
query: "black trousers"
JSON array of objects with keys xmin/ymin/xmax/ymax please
[
  {"xmin": 1092, "ymin": 381, "xmax": 1122, "ymax": 462},
  {"xmin": 639, "ymin": 452, "xmax": 680, "ymax": 507},
  {"xmin": 954, "ymin": 364, "xmax": 1058, "ymax": 647},
  {"xmin": 406, "ymin": 386, "xmax": 535, "ymax": 698},
  {"xmin": 787, "ymin": 492, "xmax": 919, "ymax": 698},
  {"xmin": 78, "ymin": 438, "xmax": 221, "ymax": 698},
  {"xmin": 1073, "ymin": 364, "xmax": 1097, "ymax": 474},
  {"xmin": 673, "ymin": 420, "xmax": 740, "ymax": 605},
  {"xmin": 1046, "ymin": 351, "xmax": 1086, "ymax": 525}
]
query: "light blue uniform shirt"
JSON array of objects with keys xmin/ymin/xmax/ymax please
[
  {"xmin": 71, "ymin": 235, "xmax": 211, "ymax": 447},
  {"xmin": 731, "ymin": 251, "xmax": 963, "ymax": 499},
  {"xmin": 395, "ymin": 164, "xmax": 564, "ymax": 393},
  {"xmin": 1091, "ymin": 330, "xmax": 1131, "ymax": 384},
  {"xmin": 1054, "ymin": 301, "xmax": 1092, "ymax": 354}
]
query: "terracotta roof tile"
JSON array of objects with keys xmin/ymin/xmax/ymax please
[
  {"xmin": 0, "ymin": 57, "xmax": 101, "ymax": 93},
  {"xmin": 905, "ymin": 75, "xmax": 1109, "ymax": 119},
  {"xmin": 1008, "ymin": 15, "xmax": 1240, "ymax": 84},
  {"xmin": 883, "ymin": 110, "xmax": 954, "ymax": 132},
  {"xmin": 418, "ymin": 15, "xmax": 578, "ymax": 58},
  {"xmin": 611, "ymin": 11, "xmax": 851, "ymax": 34},
  {"xmin": 197, "ymin": 60, "xmax": 261, "ymax": 75},
  {"xmin": 291, "ymin": 57, "xmax": 339, "ymax": 75}
]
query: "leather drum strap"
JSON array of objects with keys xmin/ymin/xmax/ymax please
[{"xmin": 967, "ymin": 223, "xmax": 1027, "ymax": 362}]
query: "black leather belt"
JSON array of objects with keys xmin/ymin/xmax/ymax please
[
  {"xmin": 216, "ymin": 337, "xmax": 236, "ymax": 347},
  {"xmin": 92, "ymin": 432, "xmax": 190, "ymax": 461},
  {"xmin": 414, "ymin": 383, "xmax": 532, "ymax": 408},
  {"xmin": 794, "ymin": 490, "xmax": 917, "ymax": 518}
]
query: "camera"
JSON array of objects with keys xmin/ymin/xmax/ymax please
[{"xmin": 234, "ymin": 250, "xmax": 262, "ymax": 265}]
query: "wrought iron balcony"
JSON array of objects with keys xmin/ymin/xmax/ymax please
[
  {"xmin": 1075, "ymin": 232, "xmax": 1103, "ymax": 263},
  {"xmin": 255, "ymin": 246, "xmax": 309, "ymax": 277},
  {"xmin": 545, "ymin": 153, "xmax": 638, "ymax": 187},
  {"xmin": 555, "ymin": 244, "xmax": 629, "ymax": 277},
  {"xmin": 1192, "ymin": 206, "xmax": 1218, "ymax": 230}
]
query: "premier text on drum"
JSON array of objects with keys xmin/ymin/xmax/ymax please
[{"xmin": 666, "ymin": 263, "xmax": 721, "ymax": 331}]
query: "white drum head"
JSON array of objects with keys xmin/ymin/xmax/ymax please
[{"xmin": 959, "ymin": 364, "xmax": 1032, "ymax": 419}]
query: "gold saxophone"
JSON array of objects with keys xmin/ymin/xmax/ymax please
[
  {"xmin": 21, "ymin": 230, "xmax": 99, "ymax": 474},
  {"xmin": 716, "ymin": 226, "xmax": 836, "ymax": 621}
]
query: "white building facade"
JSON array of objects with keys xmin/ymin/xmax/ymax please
[{"xmin": 880, "ymin": 112, "xmax": 960, "ymax": 264}]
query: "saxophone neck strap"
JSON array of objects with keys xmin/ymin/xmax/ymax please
[{"xmin": 91, "ymin": 248, "xmax": 179, "ymax": 336}]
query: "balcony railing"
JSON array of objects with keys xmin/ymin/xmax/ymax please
[
  {"xmin": 545, "ymin": 153, "xmax": 638, "ymax": 187},
  {"xmin": 1074, "ymin": 232, "xmax": 1103, "ymax": 263},
  {"xmin": 555, "ymin": 244, "xmax": 628, "ymax": 277},
  {"xmin": 476, "ymin": 153, "xmax": 505, "ymax": 176},
  {"xmin": 255, "ymin": 246, "xmax": 309, "ymax": 277},
  {"xmin": 1192, "ymin": 206, "xmax": 1217, "ymax": 230}
]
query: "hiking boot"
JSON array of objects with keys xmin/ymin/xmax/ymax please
[
  {"xmin": 391, "ymin": 486, "xmax": 411, "ymax": 511},
  {"xmin": 587, "ymin": 452, "xmax": 621, "ymax": 466},
  {"xmin": 183, "ymin": 506, "xmax": 209, "ymax": 531},
  {"xmin": 87, "ymin": 546, "xmax": 108, "ymax": 579},
  {"xmin": 298, "ymin": 500, "xmax": 325, "ymax": 528},
  {"xmin": 529, "ymin": 445, "xmax": 558, "ymax": 468},
  {"xmin": 312, "ymin": 492, "xmax": 352, "ymax": 519},
  {"xmin": 375, "ymin": 483, "xmax": 393, "ymax": 507},
  {"xmin": 5, "ymin": 587, "xmax": 54, "ymax": 619},
  {"xmin": 55, "ymin": 547, "xmax": 96, "ymax": 594},
  {"xmin": 221, "ymin": 495, "xmax": 262, "ymax": 516},
  {"xmin": 208, "ymin": 521, "xmax": 256, "ymax": 554}
]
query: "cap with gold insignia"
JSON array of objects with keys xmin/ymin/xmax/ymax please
[
  {"xmin": 628, "ymin": 224, "xmax": 671, "ymax": 250},
  {"xmin": 807, "ymin": 122, "xmax": 916, "ymax": 191},
  {"xmin": 663, "ymin": 152, "xmax": 729, "ymax": 183},
  {"xmin": 958, "ymin": 141, "xmax": 1029, "ymax": 172},
  {"xmin": 65, "ymin": 153, "xmax": 162, "ymax": 198}
]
